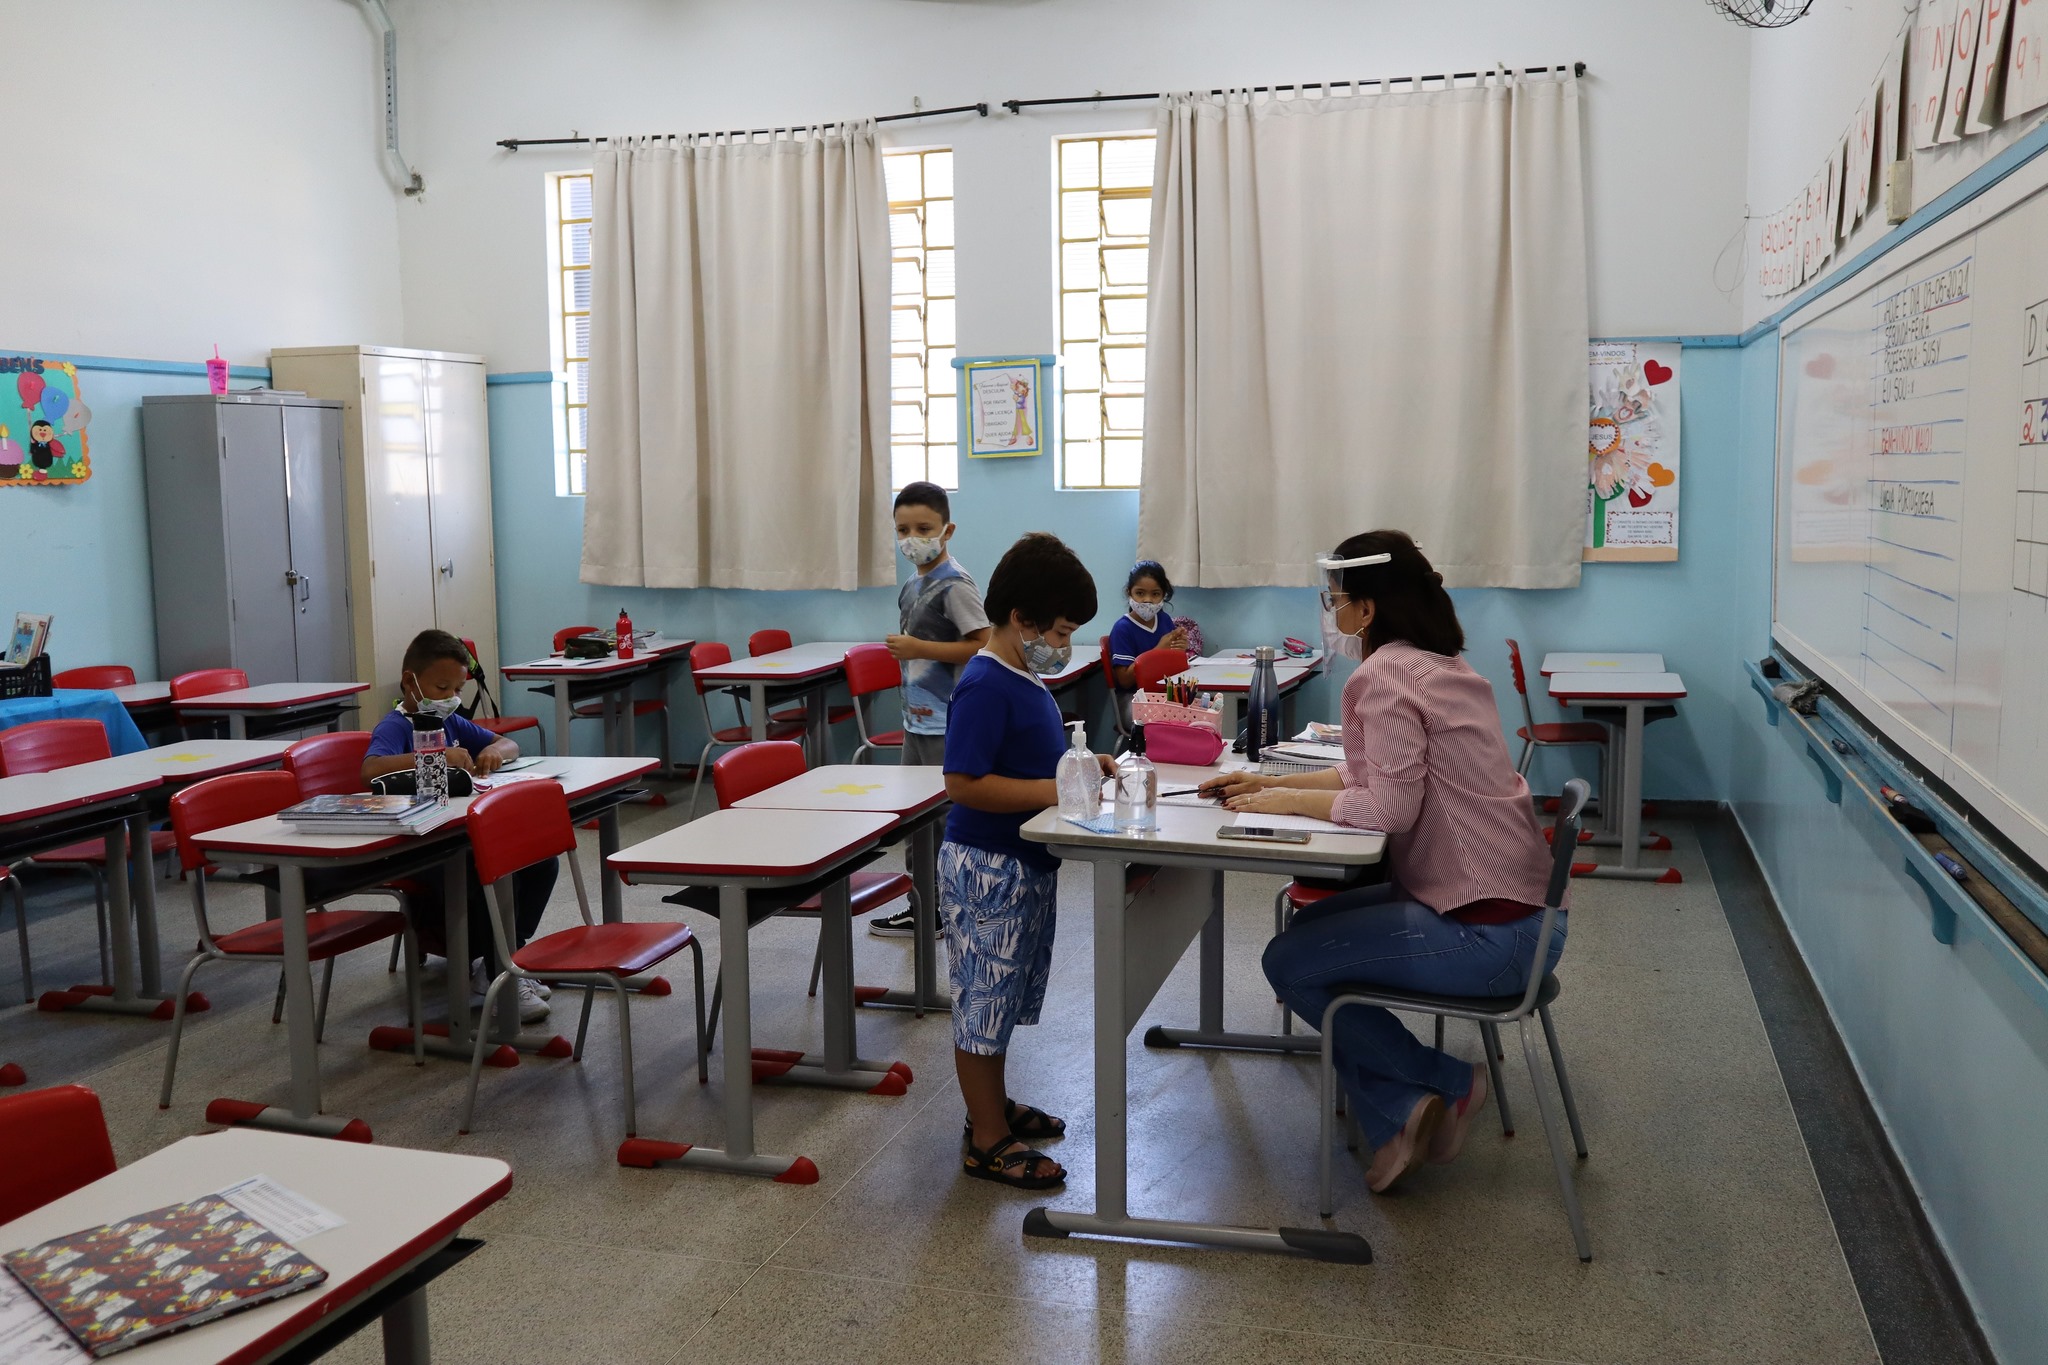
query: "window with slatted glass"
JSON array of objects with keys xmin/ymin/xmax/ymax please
[
  {"xmin": 1057, "ymin": 134, "xmax": 1155, "ymax": 490},
  {"xmin": 548, "ymin": 171, "xmax": 592, "ymax": 496},
  {"xmin": 886, "ymin": 148, "xmax": 957, "ymax": 489}
]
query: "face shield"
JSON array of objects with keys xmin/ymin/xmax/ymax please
[{"xmin": 1314, "ymin": 550, "xmax": 1390, "ymax": 661}]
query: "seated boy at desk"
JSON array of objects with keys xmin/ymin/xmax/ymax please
[
  {"xmin": 362, "ymin": 629, "xmax": 557, "ymax": 1023},
  {"xmin": 943, "ymin": 533, "xmax": 1113, "ymax": 1190}
]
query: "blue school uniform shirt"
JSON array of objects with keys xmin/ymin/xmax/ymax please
[
  {"xmin": 897, "ymin": 557, "xmax": 990, "ymax": 736},
  {"xmin": 943, "ymin": 652, "xmax": 1068, "ymax": 872},
  {"xmin": 364, "ymin": 707, "xmax": 499, "ymax": 761},
  {"xmin": 1108, "ymin": 612, "xmax": 1170, "ymax": 667}
]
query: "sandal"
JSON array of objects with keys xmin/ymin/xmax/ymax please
[
  {"xmin": 962, "ymin": 1134, "xmax": 1066, "ymax": 1189},
  {"xmin": 962, "ymin": 1100, "xmax": 1066, "ymax": 1145}
]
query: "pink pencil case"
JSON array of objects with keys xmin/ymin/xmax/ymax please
[{"xmin": 1144, "ymin": 722, "xmax": 1227, "ymax": 766}]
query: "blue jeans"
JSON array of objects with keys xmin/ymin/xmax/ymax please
[{"xmin": 1261, "ymin": 885, "xmax": 1566, "ymax": 1149}]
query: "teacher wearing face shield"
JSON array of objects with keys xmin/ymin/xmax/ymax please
[{"xmin": 1197, "ymin": 530, "xmax": 1562, "ymax": 1194}]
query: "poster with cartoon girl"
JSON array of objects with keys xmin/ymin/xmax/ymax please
[
  {"xmin": 0, "ymin": 358, "xmax": 92, "ymax": 487},
  {"xmin": 966, "ymin": 359, "xmax": 1044, "ymax": 458},
  {"xmin": 1585, "ymin": 342, "xmax": 1679, "ymax": 561}
]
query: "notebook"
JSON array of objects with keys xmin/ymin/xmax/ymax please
[{"xmin": 3, "ymin": 1197, "xmax": 325, "ymax": 1358}]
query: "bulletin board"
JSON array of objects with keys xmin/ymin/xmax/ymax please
[
  {"xmin": 1, "ymin": 357, "xmax": 92, "ymax": 487},
  {"xmin": 953, "ymin": 354, "xmax": 1059, "ymax": 460}
]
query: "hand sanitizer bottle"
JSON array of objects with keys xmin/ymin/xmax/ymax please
[
  {"xmin": 1056, "ymin": 720, "xmax": 1099, "ymax": 819},
  {"xmin": 1114, "ymin": 747, "xmax": 1157, "ymax": 833}
]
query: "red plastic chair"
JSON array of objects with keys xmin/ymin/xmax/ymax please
[
  {"xmin": 458, "ymin": 781, "xmax": 706, "ymax": 1138},
  {"xmin": 747, "ymin": 629, "xmax": 793, "ymax": 656},
  {"xmin": 459, "ymin": 636, "xmax": 545, "ymax": 754},
  {"xmin": 170, "ymin": 668, "xmax": 247, "ymax": 701},
  {"xmin": 553, "ymin": 625, "xmax": 599, "ymax": 653},
  {"xmin": 0, "ymin": 1085, "xmax": 117, "ymax": 1225},
  {"xmin": 688, "ymin": 643, "xmax": 804, "ymax": 817},
  {"xmin": 1132, "ymin": 647, "xmax": 1191, "ymax": 693},
  {"xmin": 52, "ymin": 665, "xmax": 137, "ymax": 690},
  {"xmin": 707, "ymin": 742, "xmax": 914, "ymax": 1001},
  {"xmin": 158, "ymin": 771, "xmax": 423, "ymax": 1109},
  {"xmin": 1, "ymin": 719, "xmax": 136, "ymax": 986},
  {"xmin": 745, "ymin": 629, "xmax": 817, "ymax": 729},
  {"xmin": 282, "ymin": 731, "xmax": 373, "ymax": 797},
  {"xmin": 843, "ymin": 644, "xmax": 905, "ymax": 763},
  {"xmin": 1505, "ymin": 640, "xmax": 1610, "ymax": 782}
]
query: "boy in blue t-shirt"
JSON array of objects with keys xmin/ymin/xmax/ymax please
[
  {"xmin": 943, "ymin": 533, "xmax": 1110, "ymax": 1190},
  {"xmin": 362, "ymin": 630, "xmax": 556, "ymax": 1023}
]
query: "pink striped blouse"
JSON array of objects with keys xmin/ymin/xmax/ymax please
[{"xmin": 1329, "ymin": 641, "xmax": 1558, "ymax": 914}]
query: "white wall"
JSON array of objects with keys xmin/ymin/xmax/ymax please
[
  {"xmin": 388, "ymin": 0, "xmax": 1753, "ymax": 369},
  {"xmin": 1743, "ymin": 1, "xmax": 2048, "ymax": 327},
  {"xmin": 0, "ymin": 0, "xmax": 405, "ymax": 365}
]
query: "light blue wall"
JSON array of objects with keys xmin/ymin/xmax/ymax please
[{"xmin": 488, "ymin": 349, "xmax": 1748, "ymax": 794}]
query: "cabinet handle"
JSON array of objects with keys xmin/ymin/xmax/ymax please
[{"xmin": 440, "ymin": 560, "xmax": 455, "ymax": 578}]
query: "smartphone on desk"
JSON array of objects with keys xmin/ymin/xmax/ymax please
[{"xmin": 1217, "ymin": 826, "xmax": 1312, "ymax": 844}]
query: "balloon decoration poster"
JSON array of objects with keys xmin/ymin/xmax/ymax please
[
  {"xmin": 1585, "ymin": 342, "xmax": 1680, "ymax": 562},
  {"xmin": 1, "ymin": 358, "xmax": 92, "ymax": 487}
]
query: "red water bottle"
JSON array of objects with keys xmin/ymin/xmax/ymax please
[{"xmin": 615, "ymin": 607, "xmax": 634, "ymax": 659}]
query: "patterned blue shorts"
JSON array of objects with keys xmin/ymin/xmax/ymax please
[{"xmin": 939, "ymin": 841, "xmax": 1059, "ymax": 1056}]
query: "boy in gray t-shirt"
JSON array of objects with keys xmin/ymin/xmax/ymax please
[{"xmin": 878, "ymin": 482, "xmax": 990, "ymax": 935}]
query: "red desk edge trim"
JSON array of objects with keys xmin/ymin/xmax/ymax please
[
  {"xmin": 0, "ymin": 776, "xmax": 160, "ymax": 824},
  {"xmin": 611, "ymin": 831, "xmax": 884, "ymax": 882},
  {"xmin": 177, "ymin": 684, "xmax": 371, "ymax": 710}
]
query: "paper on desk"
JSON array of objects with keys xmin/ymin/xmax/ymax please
[
  {"xmin": 1294, "ymin": 722, "xmax": 1340, "ymax": 742},
  {"xmin": 1233, "ymin": 811, "xmax": 1379, "ymax": 837},
  {"xmin": 0, "ymin": 1278, "xmax": 81, "ymax": 1365},
  {"xmin": 472, "ymin": 770, "xmax": 556, "ymax": 790},
  {"xmin": 218, "ymin": 1174, "xmax": 345, "ymax": 1244}
]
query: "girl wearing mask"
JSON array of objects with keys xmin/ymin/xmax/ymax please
[
  {"xmin": 1198, "ymin": 530, "xmax": 1559, "ymax": 1194},
  {"xmin": 1107, "ymin": 560, "xmax": 1190, "ymax": 691}
]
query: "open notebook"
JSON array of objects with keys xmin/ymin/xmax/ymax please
[{"xmin": 1233, "ymin": 812, "xmax": 1381, "ymax": 837}]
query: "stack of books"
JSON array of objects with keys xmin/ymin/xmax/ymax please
[{"xmin": 277, "ymin": 793, "xmax": 456, "ymax": 836}]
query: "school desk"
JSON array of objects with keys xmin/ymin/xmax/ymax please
[
  {"xmin": 0, "ymin": 1127, "xmax": 509, "ymax": 1365},
  {"xmin": 0, "ymin": 689, "xmax": 149, "ymax": 755},
  {"xmin": 0, "ymin": 768, "xmax": 159, "ymax": 1017},
  {"xmin": 1537, "ymin": 652, "xmax": 1666, "ymax": 676},
  {"xmin": 732, "ymin": 763, "xmax": 949, "ymax": 1012},
  {"xmin": 501, "ymin": 635, "xmax": 694, "ymax": 763},
  {"xmin": 608, "ymin": 806, "xmax": 903, "ymax": 1182},
  {"xmin": 173, "ymin": 681, "xmax": 370, "ymax": 741},
  {"xmin": 689, "ymin": 641, "xmax": 863, "ymax": 755},
  {"xmin": 1179, "ymin": 652, "xmax": 1320, "ymax": 738},
  {"xmin": 1548, "ymin": 671, "xmax": 1687, "ymax": 883},
  {"xmin": 1019, "ymin": 792, "xmax": 1384, "ymax": 1262},
  {"xmin": 189, "ymin": 758, "xmax": 656, "ymax": 1139},
  {"xmin": 109, "ymin": 680, "xmax": 177, "ymax": 737}
]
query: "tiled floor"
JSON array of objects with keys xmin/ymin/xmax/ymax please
[{"xmin": 0, "ymin": 788, "xmax": 1882, "ymax": 1364}]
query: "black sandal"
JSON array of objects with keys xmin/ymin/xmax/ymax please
[
  {"xmin": 962, "ymin": 1100, "xmax": 1066, "ymax": 1144},
  {"xmin": 962, "ymin": 1134, "xmax": 1065, "ymax": 1189}
]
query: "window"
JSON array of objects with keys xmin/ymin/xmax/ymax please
[
  {"xmin": 548, "ymin": 171, "xmax": 592, "ymax": 496},
  {"xmin": 1057, "ymin": 134, "xmax": 1155, "ymax": 490},
  {"xmin": 885, "ymin": 148, "xmax": 957, "ymax": 489}
]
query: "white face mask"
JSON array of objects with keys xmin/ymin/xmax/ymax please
[
  {"xmin": 1020, "ymin": 634, "xmax": 1072, "ymax": 675},
  {"xmin": 414, "ymin": 694, "xmax": 461, "ymax": 719},
  {"xmin": 1321, "ymin": 607, "xmax": 1366, "ymax": 662},
  {"xmin": 1127, "ymin": 599, "xmax": 1163, "ymax": 624},
  {"xmin": 898, "ymin": 536, "xmax": 946, "ymax": 567}
]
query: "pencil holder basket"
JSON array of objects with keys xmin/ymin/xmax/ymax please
[
  {"xmin": 1130, "ymin": 691, "xmax": 1221, "ymax": 733},
  {"xmin": 0, "ymin": 656, "xmax": 53, "ymax": 699}
]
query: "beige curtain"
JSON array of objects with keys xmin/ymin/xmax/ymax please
[
  {"xmin": 1140, "ymin": 75, "xmax": 1590, "ymax": 589},
  {"xmin": 581, "ymin": 127, "xmax": 893, "ymax": 589}
]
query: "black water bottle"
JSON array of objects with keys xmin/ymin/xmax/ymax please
[{"xmin": 1246, "ymin": 645, "xmax": 1281, "ymax": 762}]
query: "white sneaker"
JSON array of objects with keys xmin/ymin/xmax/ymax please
[
  {"xmin": 532, "ymin": 981, "xmax": 552, "ymax": 1000},
  {"xmin": 467, "ymin": 961, "xmax": 551, "ymax": 1023}
]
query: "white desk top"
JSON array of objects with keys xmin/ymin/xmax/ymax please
[
  {"xmin": 692, "ymin": 641, "xmax": 860, "ymax": 683},
  {"xmin": 1538, "ymin": 652, "xmax": 1665, "ymax": 676},
  {"xmin": 194, "ymin": 756, "xmax": 656, "ymax": 860},
  {"xmin": 501, "ymin": 635, "xmax": 695, "ymax": 676},
  {"xmin": 79, "ymin": 740, "xmax": 291, "ymax": 784},
  {"xmin": 1020, "ymin": 800, "xmax": 1383, "ymax": 866},
  {"xmin": 174, "ymin": 682, "xmax": 369, "ymax": 711},
  {"xmin": 609, "ymin": 806, "xmax": 894, "ymax": 882},
  {"xmin": 1548, "ymin": 671, "xmax": 1687, "ymax": 701},
  {"xmin": 110, "ymin": 682, "xmax": 173, "ymax": 708},
  {"xmin": 733, "ymin": 764, "xmax": 947, "ymax": 817},
  {"xmin": 0, "ymin": 769, "xmax": 158, "ymax": 825},
  {"xmin": 1042, "ymin": 654, "xmax": 1099, "ymax": 688},
  {"xmin": 0, "ymin": 1128, "xmax": 508, "ymax": 1365},
  {"xmin": 1179, "ymin": 659, "xmax": 1316, "ymax": 691}
]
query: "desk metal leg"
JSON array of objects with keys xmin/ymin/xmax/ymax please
[
  {"xmin": 857, "ymin": 821, "xmax": 953, "ymax": 1015},
  {"xmin": 754, "ymin": 877, "xmax": 910, "ymax": 1094},
  {"xmin": 597, "ymin": 808, "xmax": 624, "ymax": 923},
  {"xmin": 1025, "ymin": 858, "xmax": 1368, "ymax": 1262},
  {"xmin": 1219, "ymin": 695, "xmax": 1241, "ymax": 742},
  {"xmin": 380, "ymin": 1287, "xmax": 431, "ymax": 1365},
  {"xmin": 52, "ymin": 820, "xmax": 181, "ymax": 1019},
  {"xmin": 129, "ymin": 809, "xmax": 163, "ymax": 996},
  {"xmin": 1143, "ymin": 871, "xmax": 1316, "ymax": 1055},
  {"xmin": 616, "ymin": 883, "xmax": 818, "ymax": 1181},
  {"xmin": 748, "ymin": 683, "xmax": 767, "ymax": 742},
  {"xmin": 227, "ymin": 714, "xmax": 248, "ymax": 741},
  {"xmin": 1572, "ymin": 702, "xmax": 1678, "ymax": 883},
  {"xmin": 206, "ymin": 864, "xmax": 369, "ymax": 1140}
]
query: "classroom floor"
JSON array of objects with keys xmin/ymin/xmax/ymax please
[{"xmin": 0, "ymin": 792, "xmax": 1893, "ymax": 1365}]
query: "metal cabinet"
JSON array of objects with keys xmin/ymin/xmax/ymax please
[
  {"xmin": 268, "ymin": 346, "xmax": 498, "ymax": 711},
  {"xmin": 140, "ymin": 393, "xmax": 354, "ymax": 685}
]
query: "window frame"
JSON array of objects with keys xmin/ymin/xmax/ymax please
[
  {"xmin": 884, "ymin": 145, "xmax": 959, "ymax": 491},
  {"xmin": 1054, "ymin": 130, "xmax": 1157, "ymax": 492},
  {"xmin": 545, "ymin": 170, "xmax": 592, "ymax": 498}
]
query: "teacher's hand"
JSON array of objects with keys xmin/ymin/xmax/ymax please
[
  {"xmin": 1198, "ymin": 771, "xmax": 1271, "ymax": 800},
  {"xmin": 1225, "ymin": 786, "xmax": 1301, "ymax": 816}
]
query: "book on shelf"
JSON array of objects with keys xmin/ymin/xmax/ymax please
[
  {"xmin": 5, "ymin": 614, "xmax": 52, "ymax": 667},
  {"xmin": 3, "ymin": 1196, "xmax": 326, "ymax": 1358}
]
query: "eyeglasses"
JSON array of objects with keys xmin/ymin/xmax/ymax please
[{"xmin": 1318, "ymin": 590, "xmax": 1351, "ymax": 613}]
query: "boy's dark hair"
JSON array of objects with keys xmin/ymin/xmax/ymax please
[
  {"xmin": 401, "ymin": 629, "xmax": 473, "ymax": 677},
  {"xmin": 1328, "ymin": 529, "xmax": 1464, "ymax": 657},
  {"xmin": 985, "ymin": 532, "xmax": 1097, "ymax": 631},
  {"xmin": 893, "ymin": 480, "xmax": 950, "ymax": 523},
  {"xmin": 1125, "ymin": 559, "xmax": 1174, "ymax": 600}
]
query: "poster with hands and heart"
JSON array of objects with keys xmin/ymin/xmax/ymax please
[{"xmin": 1586, "ymin": 343, "xmax": 1680, "ymax": 562}]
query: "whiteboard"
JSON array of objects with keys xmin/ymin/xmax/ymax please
[{"xmin": 1775, "ymin": 151, "xmax": 2048, "ymax": 868}]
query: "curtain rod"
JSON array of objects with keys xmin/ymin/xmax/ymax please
[
  {"xmin": 497, "ymin": 101, "xmax": 989, "ymax": 151},
  {"xmin": 1001, "ymin": 63, "xmax": 1585, "ymax": 114}
]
